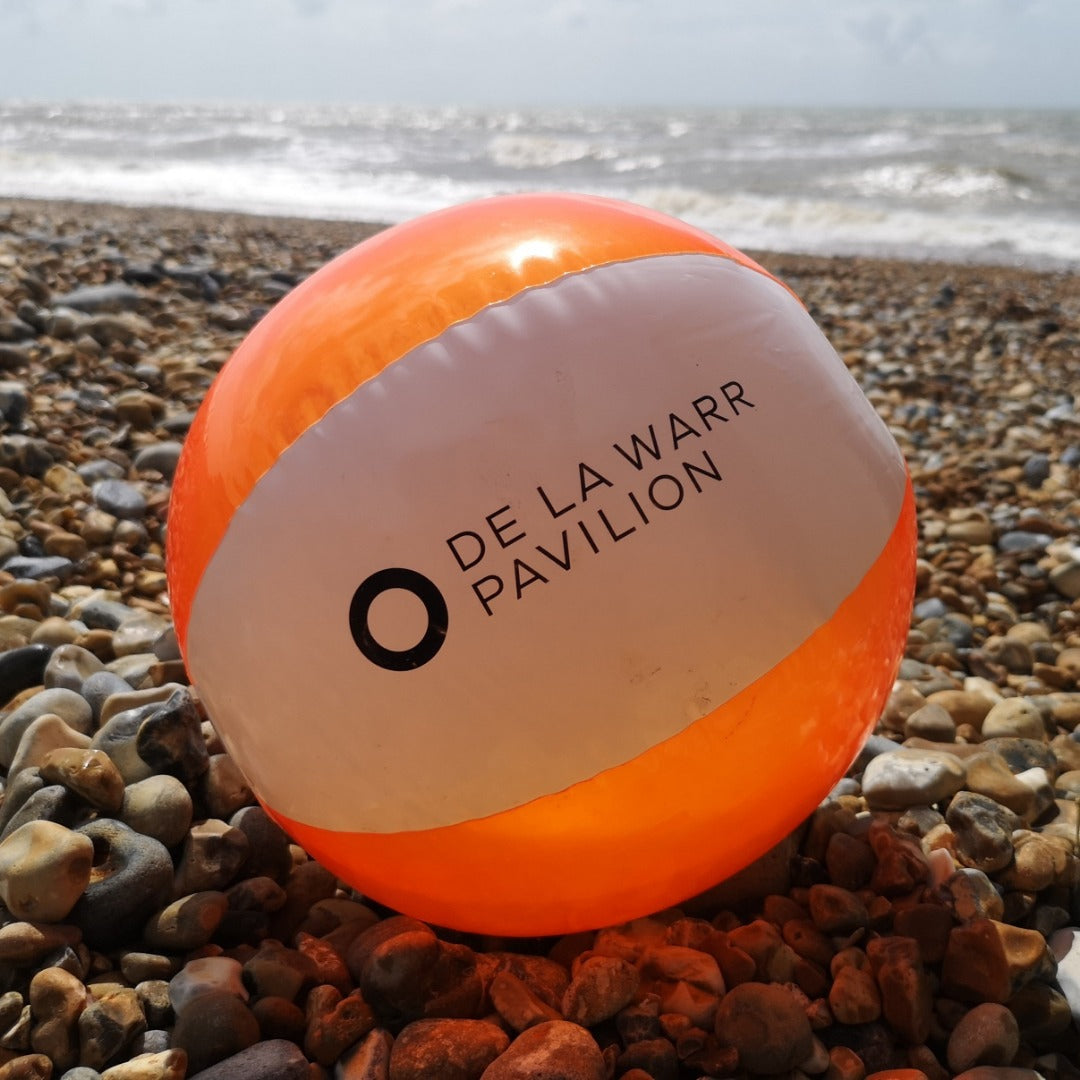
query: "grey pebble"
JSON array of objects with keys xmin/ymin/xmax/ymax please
[
  {"xmin": 179, "ymin": 1037, "xmax": 309, "ymax": 1080},
  {"xmin": 0, "ymin": 688, "xmax": 93, "ymax": 769},
  {"xmin": 43, "ymin": 645, "xmax": 105, "ymax": 696},
  {"xmin": 92, "ymin": 479, "xmax": 147, "ymax": 520},
  {"xmin": 71, "ymin": 819, "xmax": 174, "ymax": 952},
  {"xmin": 1, "ymin": 555, "xmax": 75, "ymax": 580},
  {"xmin": 121, "ymin": 774, "xmax": 193, "ymax": 848},
  {"xmin": 53, "ymin": 283, "xmax": 142, "ymax": 313}
]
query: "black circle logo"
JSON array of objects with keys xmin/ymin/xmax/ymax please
[{"xmin": 349, "ymin": 568, "xmax": 448, "ymax": 671}]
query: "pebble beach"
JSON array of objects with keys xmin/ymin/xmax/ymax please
[{"xmin": 0, "ymin": 196, "xmax": 1078, "ymax": 1080}]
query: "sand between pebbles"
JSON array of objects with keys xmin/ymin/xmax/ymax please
[{"xmin": 0, "ymin": 198, "xmax": 1079, "ymax": 1080}]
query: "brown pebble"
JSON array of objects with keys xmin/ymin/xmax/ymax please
[
  {"xmin": 388, "ymin": 1018, "xmax": 508, "ymax": 1080},
  {"xmin": 715, "ymin": 981, "xmax": 812, "ymax": 1074},
  {"xmin": 561, "ymin": 955, "xmax": 639, "ymax": 1027},
  {"xmin": 946, "ymin": 1003, "xmax": 1020, "ymax": 1073},
  {"xmin": 480, "ymin": 1020, "xmax": 605, "ymax": 1080},
  {"xmin": 489, "ymin": 971, "xmax": 561, "ymax": 1032}
]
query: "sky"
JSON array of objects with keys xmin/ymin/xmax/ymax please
[{"xmin": 1, "ymin": 0, "xmax": 1077, "ymax": 110}]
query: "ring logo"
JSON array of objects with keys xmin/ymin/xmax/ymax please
[{"xmin": 349, "ymin": 568, "xmax": 449, "ymax": 671}]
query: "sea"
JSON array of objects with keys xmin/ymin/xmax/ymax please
[{"xmin": 1, "ymin": 100, "xmax": 1079, "ymax": 270}]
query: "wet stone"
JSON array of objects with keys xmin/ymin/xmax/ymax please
[
  {"xmin": 38, "ymin": 748, "xmax": 124, "ymax": 814},
  {"xmin": 133, "ymin": 689, "xmax": 208, "ymax": 783}
]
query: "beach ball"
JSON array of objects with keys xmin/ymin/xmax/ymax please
[{"xmin": 167, "ymin": 193, "xmax": 915, "ymax": 936}]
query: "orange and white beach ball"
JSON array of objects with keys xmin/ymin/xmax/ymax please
[{"xmin": 167, "ymin": 193, "xmax": 915, "ymax": 936}]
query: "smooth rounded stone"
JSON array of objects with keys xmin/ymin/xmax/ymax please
[
  {"xmin": 0, "ymin": 689, "xmax": 93, "ymax": 769},
  {"xmin": 337, "ymin": 1028, "xmax": 393, "ymax": 1080},
  {"xmin": 0, "ymin": 645, "xmax": 54, "ymax": 709},
  {"xmin": 70, "ymin": 820, "xmax": 174, "ymax": 953},
  {"xmin": 826, "ymin": 832, "xmax": 876, "ymax": 894},
  {"xmin": 560, "ymin": 955, "xmax": 639, "ymax": 1027},
  {"xmin": 250, "ymin": 997, "xmax": 305, "ymax": 1044},
  {"xmin": 120, "ymin": 954, "xmax": 178, "ymax": 986},
  {"xmin": 0, "ymin": 821, "xmax": 93, "ymax": 922},
  {"xmin": 91, "ymin": 480, "xmax": 146, "ymax": 521},
  {"xmin": 59, "ymin": 1069, "xmax": 102, "ymax": 1080},
  {"xmin": 714, "ymin": 981, "xmax": 812, "ymax": 1074},
  {"xmin": 78, "ymin": 988, "xmax": 147, "ymax": 1071},
  {"xmin": 828, "ymin": 964, "xmax": 881, "ymax": 1024},
  {"xmin": 1049, "ymin": 559, "xmax": 1080, "ymax": 600},
  {"xmin": 0, "ymin": 381, "xmax": 28, "ymax": 425},
  {"xmin": 0, "ymin": 783, "xmax": 84, "ymax": 842},
  {"xmin": 134, "ymin": 689, "xmax": 208, "ymax": 784},
  {"xmin": 979, "ymin": 737, "xmax": 1058, "ymax": 778},
  {"xmin": 172, "ymin": 1038, "xmax": 308, "ymax": 1080},
  {"xmin": 1049, "ymin": 927, "xmax": 1080, "ymax": 1025},
  {"xmin": 0, "ymin": 769, "xmax": 45, "ymax": 835},
  {"xmin": 90, "ymin": 703, "xmax": 161, "ymax": 785},
  {"xmin": 142, "ymin": 891, "xmax": 228, "ymax": 951},
  {"xmin": 903, "ymin": 702, "xmax": 957, "ymax": 742},
  {"xmin": 168, "ymin": 957, "xmax": 247, "ymax": 1016},
  {"xmin": 946, "ymin": 1003, "xmax": 1020, "ymax": 1072},
  {"xmin": 998, "ymin": 530, "xmax": 1052, "ymax": 554},
  {"xmin": 150, "ymin": 628, "xmax": 180, "ymax": 664},
  {"xmin": 861, "ymin": 748, "xmax": 966, "ymax": 810},
  {"xmin": 926, "ymin": 689, "xmax": 996, "ymax": 728},
  {"xmin": 2, "ymin": 555, "xmax": 75, "ymax": 581},
  {"xmin": 480, "ymin": 1020, "xmax": 605, "ymax": 1080},
  {"xmin": 963, "ymin": 753, "xmax": 1039, "ymax": 818},
  {"xmin": 226, "ymin": 876, "xmax": 288, "ymax": 916},
  {"xmin": 30, "ymin": 618, "xmax": 80, "ymax": 648},
  {"xmin": 0, "ymin": 922, "xmax": 81, "ymax": 966},
  {"xmin": 981, "ymin": 698, "xmax": 1047, "ymax": 741},
  {"xmin": 120, "ymin": 775, "xmax": 192, "ymax": 848},
  {"xmin": 807, "ymin": 884, "xmax": 869, "ymax": 935},
  {"xmin": 54, "ymin": 283, "xmax": 142, "ymax": 313},
  {"xmin": 0, "ymin": 1055, "xmax": 53, "ymax": 1079},
  {"xmin": 132, "ymin": 443, "xmax": 183, "ymax": 481},
  {"xmin": 201, "ymin": 756, "xmax": 253, "ymax": 821},
  {"xmin": 170, "ymin": 990, "xmax": 260, "ymax": 1075},
  {"xmin": 8, "ymin": 716, "xmax": 92, "ymax": 782},
  {"xmin": 99, "ymin": 686, "xmax": 183, "ymax": 729},
  {"xmin": 243, "ymin": 942, "xmax": 317, "ymax": 1002},
  {"xmin": 228, "ymin": 807, "xmax": 291, "ymax": 884},
  {"xmin": 387, "ymin": 1018, "xmax": 507, "ymax": 1080},
  {"xmin": 303, "ymin": 985, "xmax": 376, "ymax": 1067},
  {"xmin": 893, "ymin": 903, "xmax": 955, "ymax": 966},
  {"xmin": 111, "ymin": 615, "xmax": 170, "ymax": 660},
  {"xmin": 29, "ymin": 966, "xmax": 89, "ymax": 1071},
  {"xmin": 173, "ymin": 819, "xmax": 250, "ymax": 896},
  {"xmin": 946, "ymin": 792, "xmax": 1019, "ymax": 874},
  {"xmin": 79, "ymin": 673, "xmax": 133, "ymax": 723},
  {"xmin": 943, "ymin": 919, "xmax": 1050, "ymax": 1004},
  {"xmin": 105, "ymin": 654, "xmax": 159, "ymax": 689},
  {"xmin": 99, "ymin": 1048, "xmax": 187, "ymax": 1080},
  {"xmin": 38, "ymin": 749, "xmax": 124, "ymax": 815},
  {"xmin": 43, "ymin": 645, "xmax": 105, "ymax": 696},
  {"xmin": 70, "ymin": 598, "xmax": 137, "ymax": 634},
  {"xmin": 636, "ymin": 946, "xmax": 724, "ymax": 1028}
]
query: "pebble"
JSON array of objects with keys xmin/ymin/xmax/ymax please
[
  {"xmin": 119, "ymin": 775, "xmax": 192, "ymax": 847},
  {"xmin": 980, "ymin": 698, "xmax": 1047, "ymax": 740},
  {"xmin": 480, "ymin": 1020, "xmax": 606, "ymax": 1080},
  {"xmin": 38, "ymin": 748, "xmax": 124, "ymax": 814},
  {"xmin": 714, "ymin": 982, "xmax": 812, "ymax": 1074},
  {"xmin": 388, "ymin": 1018, "xmax": 508, "ymax": 1079},
  {"xmin": 946, "ymin": 1002, "xmax": 1020, "ymax": 1072},
  {"xmin": 0, "ymin": 821, "xmax": 93, "ymax": 922},
  {"xmin": 169, "ymin": 990, "xmax": 259, "ymax": 1074},
  {"xmin": 861, "ymin": 748, "xmax": 966, "ymax": 809},
  {"xmin": 561, "ymin": 955, "xmax": 639, "ymax": 1027},
  {"xmin": 142, "ymin": 891, "xmax": 229, "ymax": 951},
  {"xmin": 173, "ymin": 1038, "xmax": 309, "ymax": 1080},
  {"xmin": 168, "ymin": 957, "xmax": 247, "ymax": 1015}
]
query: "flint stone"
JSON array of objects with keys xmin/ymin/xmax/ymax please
[
  {"xmin": 120, "ymin": 775, "xmax": 192, "ymax": 848},
  {"xmin": 561, "ymin": 955, "xmax": 638, "ymax": 1026},
  {"xmin": 92, "ymin": 480, "xmax": 146, "ymax": 521},
  {"xmin": 0, "ymin": 821, "xmax": 93, "ymax": 922},
  {"xmin": 388, "ymin": 1018, "xmax": 508, "ymax": 1080},
  {"xmin": 39, "ymin": 749, "xmax": 124, "ymax": 814},
  {"xmin": 480, "ymin": 1020, "xmax": 605, "ymax": 1080},
  {"xmin": 943, "ymin": 919, "xmax": 1051, "ymax": 1003},
  {"xmin": 70, "ymin": 820, "xmax": 174, "ymax": 952},
  {"xmin": 489, "ymin": 971, "xmax": 561, "ymax": 1032},
  {"xmin": 43, "ymin": 646, "xmax": 105, "ymax": 696},
  {"xmin": 143, "ymin": 891, "xmax": 228, "ymax": 951},
  {"xmin": 78, "ymin": 988, "xmax": 147, "ymax": 1071},
  {"xmin": 100, "ymin": 1048, "xmax": 188, "ymax": 1080},
  {"xmin": 0, "ymin": 646, "xmax": 54, "ymax": 710},
  {"xmin": 1, "ymin": 689, "xmax": 92, "ymax": 769},
  {"xmin": 28, "ymin": 966, "xmax": 89, "ymax": 1071},
  {"xmin": 946, "ymin": 792, "xmax": 1019, "ymax": 873},
  {"xmin": 7, "ymin": 715, "xmax": 91, "ymax": 782},
  {"xmin": 172, "ymin": 819, "xmax": 249, "ymax": 896},
  {"xmin": 169, "ymin": 957, "xmax": 247, "ymax": 1016},
  {"xmin": 0, "ymin": 922, "xmax": 81, "ymax": 965},
  {"xmin": 1, "ymin": 556, "xmax": 75, "ymax": 581},
  {"xmin": 175, "ymin": 1038, "xmax": 308, "ymax": 1080},
  {"xmin": 338, "ymin": 1028, "xmax": 393, "ymax": 1080},
  {"xmin": 303, "ymin": 985, "xmax": 376, "ymax": 1066},
  {"xmin": 54, "ymin": 284, "xmax": 142, "ymax": 313},
  {"xmin": 132, "ymin": 444, "xmax": 182, "ymax": 481},
  {"xmin": 946, "ymin": 1002, "xmax": 1020, "ymax": 1072},
  {"xmin": 714, "ymin": 982, "xmax": 812, "ymax": 1075},
  {"xmin": 861, "ymin": 748, "xmax": 966, "ymax": 809},
  {"xmin": 170, "ymin": 991, "xmax": 260, "ymax": 1075},
  {"xmin": 134, "ymin": 689, "xmax": 208, "ymax": 783}
]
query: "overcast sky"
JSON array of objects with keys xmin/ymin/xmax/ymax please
[{"xmin": 2, "ymin": 0, "xmax": 1077, "ymax": 110}]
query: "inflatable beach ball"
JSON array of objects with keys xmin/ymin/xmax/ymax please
[{"xmin": 167, "ymin": 193, "xmax": 915, "ymax": 936}]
